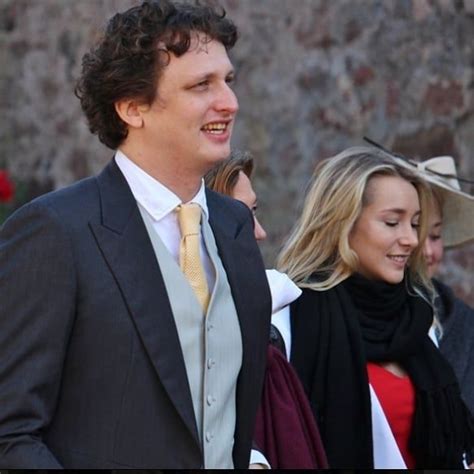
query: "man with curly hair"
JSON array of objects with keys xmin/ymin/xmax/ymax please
[{"xmin": 0, "ymin": 0, "xmax": 271, "ymax": 469}]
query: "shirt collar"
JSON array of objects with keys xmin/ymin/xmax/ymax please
[{"xmin": 115, "ymin": 149, "xmax": 209, "ymax": 222}]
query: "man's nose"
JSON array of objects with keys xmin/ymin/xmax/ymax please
[{"xmin": 215, "ymin": 83, "xmax": 239, "ymax": 114}]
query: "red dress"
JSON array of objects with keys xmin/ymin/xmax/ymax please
[{"xmin": 367, "ymin": 362, "xmax": 417, "ymax": 468}]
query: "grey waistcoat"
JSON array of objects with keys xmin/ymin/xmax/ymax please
[{"xmin": 138, "ymin": 204, "xmax": 243, "ymax": 468}]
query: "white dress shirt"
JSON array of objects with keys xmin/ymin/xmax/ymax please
[{"xmin": 115, "ymin": 150, "xmax": 215, "ymax": 291}]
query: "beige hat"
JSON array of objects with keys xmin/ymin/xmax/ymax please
[
  {"xmin": 363, "ymin": 138, "xmax": 474, "ymax": 248},
  {"xmin": 410, "ymin": 156, "xmax": 474, "ymax": 248}
]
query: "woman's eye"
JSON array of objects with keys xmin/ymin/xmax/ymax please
[
  {"xmin": 226, "ymin": 75, "xmax": 235, "ymax": 86},
  {"xmin": 429, "ymin": 234, "xmax": 441, "ymax": 241},
  {"xmin": 385, "ymin": 222, "xmax": 398, "ymax": 227},
  {"xmin": 411, "ymin": 223, "xmax": 420, "ymax": 228}
]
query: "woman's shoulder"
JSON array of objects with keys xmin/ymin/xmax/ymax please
[{"xmin": 434, "ymin": 278, "xmax": 474, "ymax": 320}]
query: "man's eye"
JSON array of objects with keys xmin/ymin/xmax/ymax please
[
  {"xmin": 385, "ymin": 222, "xmax": 398, "ymax": 227},
  {"xmin": 226, "ymin": 75, "xmax": 235, "ymax": 86},
  {"xmin": 193, "ymin": 80, "xmax": 209, "ymax": 89}
]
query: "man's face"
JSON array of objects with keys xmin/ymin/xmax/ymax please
[{"xmin": 140, "ymin": 34, "xmax": 238, "ymax": 176}]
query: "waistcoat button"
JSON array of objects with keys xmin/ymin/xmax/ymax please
[{"xmin": 207, "ymin": 394, "xmax": 216, "ymax": 406}]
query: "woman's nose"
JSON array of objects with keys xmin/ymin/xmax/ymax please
[
  {"xmin": 254, "ymin": 217, "xmax": 267, "ymax": 241},
  {"xmin": 423, "ymin": 237, "xmax": 433, "ymax": 260},
  {"xmin": 399, "ymin": 225, "xmax": 419, "ymax": 249}
]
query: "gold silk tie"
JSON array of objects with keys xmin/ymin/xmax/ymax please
[{"xmin": 177, "ymin": 203, "xmax": 210, "ymax": 313}]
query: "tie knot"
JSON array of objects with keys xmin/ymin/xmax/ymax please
[{"xmin": 177, "ymin": 203, "xmax": 202, "ymax": 237}]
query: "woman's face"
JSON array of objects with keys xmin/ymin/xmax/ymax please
[
  {"xmin": 232, "ymin": 171, "xmax": 267, "ymax": 241},
  {"xmin": 349, "ymin": 175, "xmax": 421, "ymax": 284},
  {"xmin": 423, "ymin": 200, "xmax": 444, "ymax": 278}
]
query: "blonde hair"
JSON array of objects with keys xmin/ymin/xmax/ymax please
[
  {"xmin": 430, "ymin": 186, "xmax": 445, "ymax": 219},
  {"xmin": 205, "ymin": 150, "xmax": 254, "ymax": 196},
  {"xmin": 278, "ymin": 146, "xmax": 434, "ymax": 294}
]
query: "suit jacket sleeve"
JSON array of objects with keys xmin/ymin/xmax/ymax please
[{"xmin": 0, "ymin": 200, "xmax": 76, "ymax": 468}]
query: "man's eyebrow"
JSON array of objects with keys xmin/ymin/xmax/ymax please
[{"xmin": 188, "ymin": 68, "xmax": 235, "ymax": 81}]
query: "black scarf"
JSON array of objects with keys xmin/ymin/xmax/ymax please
[{"xmin": 290, "ymin": 274, "xmax": 474, "ymax": 468}]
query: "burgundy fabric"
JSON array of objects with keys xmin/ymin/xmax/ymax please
[{"xmin": 254, "ymin": 345, "xmax": 329, "ymax": 468}]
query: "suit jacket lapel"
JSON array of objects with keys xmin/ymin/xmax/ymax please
[
  {"xmin": 207, "ymin": 195, "xmax": 269, "ymax": 361},
  {"xmin": 206, "ymin": 188, "xmax": 270, "ymax": 331},
  {"xmin": 206, "ymin": 190, "xmax": 248, "ymax": 332},
  {"xmin": 89, "ymin": 160, "xmax": 199, "ymax": 445}
]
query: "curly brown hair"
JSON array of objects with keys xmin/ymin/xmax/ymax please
[{"xmin": 75, "ymin": 0, "xmax": 238, "ymax": 150}]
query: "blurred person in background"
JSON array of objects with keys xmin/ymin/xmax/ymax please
[
  {"xmin": 206, "ymin": 152, "xmax": 328, "ymax": 469},
  {"xmin": 406, "ymin": 156, "xmax": 474, "ymax": 415},
  {"xmin": 205, "ymin": 151, "xmax": 301, "ymax": 352},
  {"xmin": 205, "ymin": 150, "xmax": 267, "ymax": 241}
]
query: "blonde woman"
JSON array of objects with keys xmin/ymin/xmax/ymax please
[
  {"xmin": 366, "ymin": 146, "xmax": 474, "ymax": 420},
  {"xmin": 277, "ymin": 147, "xmax": 474, "ymax": 469}
]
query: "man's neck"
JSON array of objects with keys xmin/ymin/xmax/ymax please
[{"xmin": 119, "ymin": 146, "xmax": 203, "ymax": 202}]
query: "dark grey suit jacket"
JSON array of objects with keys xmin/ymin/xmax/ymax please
[{"xmin": 0, "ymin": 160, "xmax": 271, "ymax": 469}]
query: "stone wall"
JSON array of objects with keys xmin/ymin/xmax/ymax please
[{"xmin": 1, "ymin": 0, "xmax": 473, "ymax": 303}]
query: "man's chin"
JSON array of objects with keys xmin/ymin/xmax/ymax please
[{"xmin": 206, "ymin": 151, "xmax": 231, "ymax": 167}]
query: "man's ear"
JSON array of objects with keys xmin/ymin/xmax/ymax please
[{"xmin": 114, "ymin": 99, "xmax": 148, "ymax": 129}]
